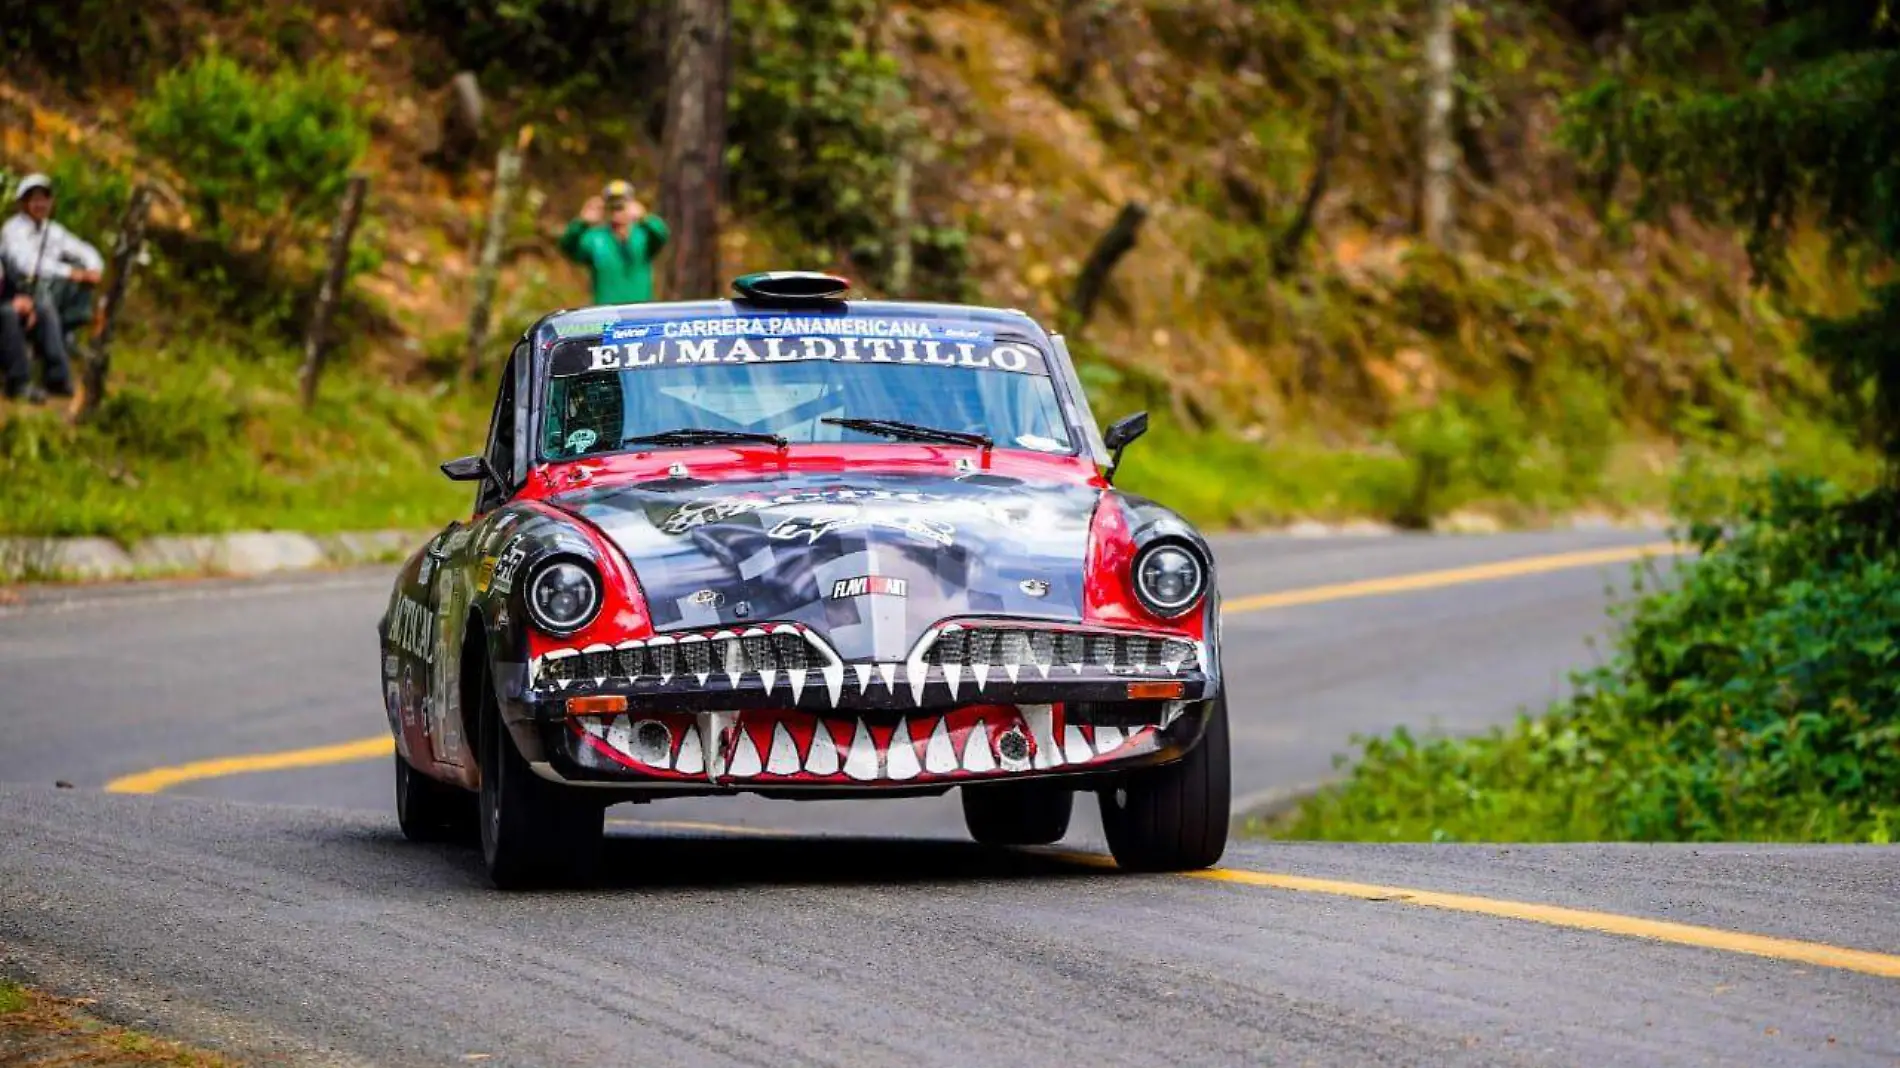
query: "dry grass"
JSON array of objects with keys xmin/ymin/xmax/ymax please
[{"xmin": 0, "ymin": 981, "xmax": 236, "ymax": 1068}]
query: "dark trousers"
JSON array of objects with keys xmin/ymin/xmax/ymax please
[{"xmin": 0, "ymin": 296, "xmax": 72, "ymax": 395}]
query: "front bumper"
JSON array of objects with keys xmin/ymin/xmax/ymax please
[{"xmin": 516, "ymin": 619, "xmax": 1217, "ymax": 791}]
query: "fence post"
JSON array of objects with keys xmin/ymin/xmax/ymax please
[
  {"xmin": 77, "ymin": 183, "xmax": 155, "ymax": 420},
  {"xmin": 299, "ymin": 174, "xmax": 369, "ymax": 409},
  {"xmin": 465, "ymin": 128, "xmax": 530, "ymax": 381}
]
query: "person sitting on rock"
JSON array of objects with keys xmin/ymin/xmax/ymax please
[
  {"xmin": 2, "ymin": 174, "xmax": 105, "ymax": 345},
  {"xmin": 557, "ymin": 179, "xmax": 669, "ymax": 306}
]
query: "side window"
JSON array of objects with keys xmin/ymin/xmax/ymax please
[{"xmin": 476, "ymin": 350, "xmax": 521, "ymax": 513}]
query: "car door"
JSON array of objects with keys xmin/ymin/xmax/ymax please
[{"xmin": 424, "ymin": 344, "xmax": 529, "ymax": 770}]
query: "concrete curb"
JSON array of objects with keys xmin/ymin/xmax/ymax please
[{"xmin": 0, "ymin": 529, "xmax": 432, "ymax": 584}]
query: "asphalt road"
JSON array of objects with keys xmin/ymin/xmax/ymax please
[{"xmin": 3, "ymin": 529, "xmax": 1897, "ymax": 1066}]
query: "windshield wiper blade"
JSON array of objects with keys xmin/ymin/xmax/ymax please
[
  {"xmin": 624, "ymin": 428, "xmax": 788, "ymax": 448},
  {"xmin": 821, "ymin": 417, "xmax": 992, "ymax": 449}
]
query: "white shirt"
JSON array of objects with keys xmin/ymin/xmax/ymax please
[{"xmin": 0, "ymin": 212, "xmax": 104, "ymax": 283}]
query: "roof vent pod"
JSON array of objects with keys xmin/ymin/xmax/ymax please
[{"xmin": 732, "ymin": 271, "xmax": 851, "ymax": 305}]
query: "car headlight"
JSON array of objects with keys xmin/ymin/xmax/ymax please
[
  {"xmin": 525, "ymin": 558, "xmax": 601, "ymax": 634},
  {"xmin": 1132, "ymin": 543, "xmax": 1206, "ymax": 617}
]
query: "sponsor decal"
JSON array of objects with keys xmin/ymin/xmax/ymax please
[
  {"xmin": 474, "ymin": 554, "xmax": 497, "ymax": 592},
  {"xmin": 417, "ymin": 553, "xmax": 435, "ymax": 586},
  {"xmin": 551, "ymin": 334, "xmax": 1046, "ymax": 377},
  {"xmin": 1015, "ymin": 433, "xmax": 1066, "ymax": 452},
  {"xmin": 390, "ymin": 594, "xmax": 436, "ymax": 663},
  {"xmin": 565, "ymin": 428, "xmax": 599, "ymax": 452},
  {"xmin": 687, "ymin": 588, "xmax": 726, "ymax": 608},
  {"xmin": 658, "ymin": 488, "xmax": 945, "ymax": 536},
  {"xmin": 489, "ymin": 540, "xmax": 528, "ymax": 595},
  {"xmin": 829, "ymin": 575, "xmax": 909, "ymax": 599},
  {"xmin": 1019, "ymin": 578, "xmax": 1051, "ymax": 598},
  {"xmin": 769, "ymin": 511, "xmax": 955, "ymax": 548},
  {"xmin": 550, "ymin": 316, "xmax": 619, "ymax": 338}
]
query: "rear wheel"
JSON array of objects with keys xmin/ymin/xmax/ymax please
[
  {"xmin": 394, "ymin": 752, "xmax": 476, "ymax": 843},
  {"xmin": 961, "ymin": 781, "xmax": 1074, "ymax": 846},
  {"xmin": 1098, "ymin": 695, "xmax": 1231, "ymax": 871},
  {"xmin": 477, "ymin": 674, "xmax": 603, "ymax": 889}
]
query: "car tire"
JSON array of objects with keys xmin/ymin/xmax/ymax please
[
  {"xmin": 961, "ymin": 780, "xmax": 1074, "ymax": 846},
  {"xmin": 1098, "ymin": 694, "xmax": 1231, "ymax": 872},
  {"xmin": 477, "ymin": 676, "xmax": 603, "ymax": 890},
  {"xmin": 394, "ymin": 752, "xmax": 476, "ymax": 843}
]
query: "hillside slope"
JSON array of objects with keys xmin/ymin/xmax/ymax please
[{"xmin": 0, "ymin": 0, "xmax": 1876, "ymax": 540}]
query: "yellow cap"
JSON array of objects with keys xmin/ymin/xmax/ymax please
[{"xmin": 602, "ymin": 179, "xmax": 633, "ymax": 203}]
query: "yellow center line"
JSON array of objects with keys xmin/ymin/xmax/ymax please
[
  {"xmin": 102, "ymin": 539, "xmax": 1679, "ymax": 796},
  {"xmin": 1178, "ymin": 864, "xmax": 1900, "ymax": 980},
  {"xmin": 104, "ymin": 736, "xmax": 395, "ymax": 794},
  {"xmin": 1221, "ymin": 541, "xmax": 1677, "ymax": 614}
]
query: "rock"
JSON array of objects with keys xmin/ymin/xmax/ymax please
[
  {"xmin": 209, "ymin": 532, "xmax": 327, "ymax": 576},
  {"xmin": 128, "ymin": 536, "xmax": 224, "ymax": 575},
  {"xmin": 0, "ymin": 537, "xmax": 136, "ymax": 582}
]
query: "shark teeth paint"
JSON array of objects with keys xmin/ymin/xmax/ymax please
[{"xmin": 581, "ymin": 708, "xmax": 1166, "ymax": 784}]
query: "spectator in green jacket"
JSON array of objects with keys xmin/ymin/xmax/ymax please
[{"xmin": 557, "ymin": 179, "xmax": 669, "ymax": 305}]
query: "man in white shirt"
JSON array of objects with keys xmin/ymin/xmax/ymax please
[
  {"xmin": 0, "ymin": 175, "xmax": 91, "ymax": 401},
  {"xmin": 4, "ymin": 174, "xmax": 104, "ymax": 320},
  {"xmin": 3, "ymin": 175, "xmax": 104, "ymax": 287}
]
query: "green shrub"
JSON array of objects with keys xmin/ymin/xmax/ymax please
[
  {"xmin": 1283, "ymin": 475, "xmax": 1900, "ymax": 843},
  {"xmin": 131, "ymin": 51, "xmax": 369, "ymax": 252}
]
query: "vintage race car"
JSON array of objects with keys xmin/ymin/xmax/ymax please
[{"xmin": 379, "ymin": 272, "xmax": 1228, "ymax": 887}]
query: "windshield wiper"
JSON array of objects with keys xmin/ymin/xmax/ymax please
[
  {"xmin": 624, "ymin": 428, "xmax": 788, "ymax": 449},
  {"xmin": 821, "ymin": 417, "xmax": 992, "ymax": 449}
]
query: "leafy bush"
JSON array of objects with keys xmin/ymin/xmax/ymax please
[
  {"xmin": 1284, "ymin": 475, "xmax": 1900, "ymax": 843},
  {"xmin": 131, "ymin": 51, "xmax": 369, "ymax": 252}
]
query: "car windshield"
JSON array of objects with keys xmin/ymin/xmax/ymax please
[{"xmin": 539, "ymin": 315, "xmax": 1076, "ymax": 461}]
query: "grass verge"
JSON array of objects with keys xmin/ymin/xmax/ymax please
[
  {"xmin": 0, "ymin": 979, "xmax": 235, "ymax": 1067},
  {"xmin": 1269, "ymin": 475, "xmax": 1900, "ymax": 844}
]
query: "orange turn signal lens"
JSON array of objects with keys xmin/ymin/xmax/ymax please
[
  {"xmin": 1126, "ymin": 681, "xmax": 1186, "ymax": 700},
  {"xmin": 566, "ymin": 695, "xmax": 628, "ymax": 716}
]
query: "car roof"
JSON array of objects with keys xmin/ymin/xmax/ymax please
[{"xmin": 532, "ymin": 299, "xmax": 1050, "ymax": 339}]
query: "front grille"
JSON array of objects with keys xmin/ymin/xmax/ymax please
[
  {"xmin": 537, "ymin": 626, "xmax": 825, "ymax": 687},
  {"xmin": 927, "ymin": 625, "xmax": 1198, "ymax": 674}
]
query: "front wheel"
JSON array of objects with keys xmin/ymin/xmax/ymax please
[
  {"xmin": 1098, "ymin": 695, "xmax": 1231, "ymax": 872},
  {"xmin": 395, "ymin": 752, "xmax": 476, "ymax": 843},
  {"xmin": 478, "ymin": 678, "xmax": 603, "ymax": 889},
  {"xmin": 961, "ymin": 780, "xmax": 1074, "ymax": 846}
]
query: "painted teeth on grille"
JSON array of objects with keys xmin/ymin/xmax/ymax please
[
  {"xmin": 537, "ymin": 628, "xmax": 829, "ymax": 689},
  {"xmin": 927, "ymin": 628, "xmax": 1198, "ymax": 673}
]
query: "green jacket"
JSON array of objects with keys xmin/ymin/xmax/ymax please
[{"xmin": 557, "ymin": 215, "xmax": 670, "ymax": 304}]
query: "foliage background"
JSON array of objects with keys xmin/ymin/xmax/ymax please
[
  {"xmin": 1282, "ymin": 476, "xmax": 1900, "ymax": 843},
  {"xmin": 0, "ymin": 0, "xmax": 1891, "ymax": 538}
]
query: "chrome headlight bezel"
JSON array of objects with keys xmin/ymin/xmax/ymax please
[
  {"xmin": 523, "ymin": 556, "xmax": 603, "ymax": 635},
  {"xmin": 1131, "ymin": 541, "xmax": 1207, "ymax": 618}
]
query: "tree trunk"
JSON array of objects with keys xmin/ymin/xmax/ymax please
[
  {"xmin": 298, "ymin": 175, "xmax": 369, "ymax": 409},
  {"xmin": 889, "ymin": 149, "xmax": 914, "ymax": 294},
  {"xmin": 465, "ymin": 132, "xmax": 528, "ymax": 380},
  {"xmin": 1272, "ymin": 83, "xmax": 1348, "ymax": 275},
  {"xmin": 77, "ymin": 184, "xmax": 155, "ymax": 420},
  {"xmin": 1067, "ymin": 201, "xmax": 1147, "ymax": 333},
  {"xmin": 1419, "ymin": 0, "xmax": 1459, "ymax": 248},
  {"xmin": 659, "ymin": 0, "xmax": 730, "ymax": 300}
]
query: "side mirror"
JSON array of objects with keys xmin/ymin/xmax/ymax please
[
  {"xmin": 1102, "ymin": 411, "xmax": 1149, "ymax": 484},
  {"xmin": 441, "ymin": 455, "xmax": 505, "ymax": 496}
]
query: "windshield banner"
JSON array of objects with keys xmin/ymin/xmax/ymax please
[{"xmin": 549, "ymin": 333, "xmax": 1050, "ymax": 377}]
